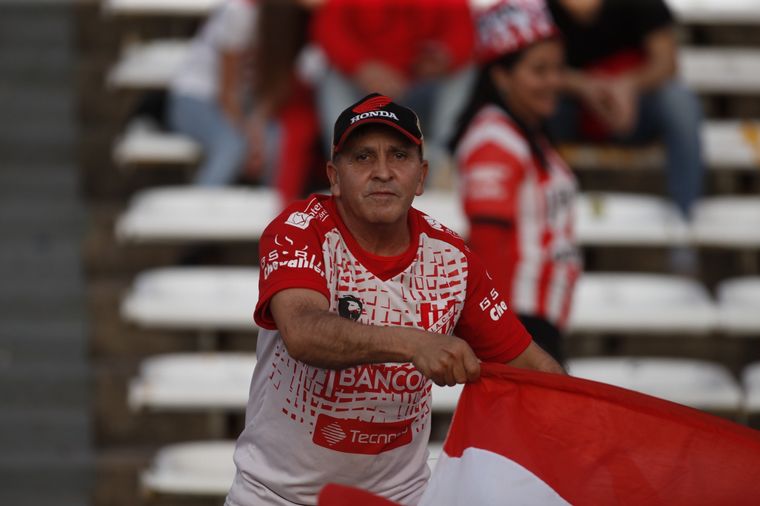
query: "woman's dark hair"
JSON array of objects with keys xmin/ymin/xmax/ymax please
[
  {"xmin": 448, "ymin": 49, "xmax": 550, "ymax": 170},
  {"xmin": 252, "ymin": 0, "xmax": 311, "ymax": 111}
]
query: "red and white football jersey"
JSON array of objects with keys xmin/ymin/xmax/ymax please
[
  {"xmin": 227, "ymin": 194, "xmax": 531, "ymax": 506},
  {"xmin": 456, "ymin": 105, "xmax": 581, "ymax": 329}
]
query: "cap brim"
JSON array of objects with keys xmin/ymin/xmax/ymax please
[{"xmin": 333, "ymin": 118, "xmax": 422, "ymax": 155}]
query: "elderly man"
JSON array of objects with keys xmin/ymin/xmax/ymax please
[{"xmin": 225, "ymin": 93, "xmax": 563, "ymax": 506}]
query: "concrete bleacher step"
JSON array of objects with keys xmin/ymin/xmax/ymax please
[
  {"xmin": 0, "ymin": 194, "xmax": 85, "ymax": 236},
  {"xmin": 0, "ymin": 236, "xmax": 83, "ymax": 281},
  {"xmin": 0, "ymin": 164, "xmax": 80, "ymax": 198},
  {"xmin": 0, "ymin": 364, "xmax": 90, "ymax": 410},
  {"xmin": 0, "ymin": 46, "xmax": 72, "ymax": 85},
  {"xmin": 0, "ymin": 450, "xmax": 93, "ymax": 505},
  {"xmin": 0, "ymin": 319, "xmax": 87, "ymax": 364},
  {"xmin": 0, "ymin": 4, "xmax": 72, "ymax": 47},
  {"xmin": 0, "ymin": 407, "xmax": 91, "ymax": 454}
]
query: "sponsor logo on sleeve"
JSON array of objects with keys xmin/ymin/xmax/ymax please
[
  {"xmin": 260, "ymin": 248, "xmax": 324, "ymax": 280},
  {"xmin": 479, "ymin": 288, "xmax": 509, "ymax": 321},
  {"xmin": 285, "ymin": 211, "xmax": 314, "ymax": 230}
]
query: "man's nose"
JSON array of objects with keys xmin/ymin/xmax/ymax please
[{"xmin": 371, "ymin": 156, "xmax": 393, "ymax": 180}]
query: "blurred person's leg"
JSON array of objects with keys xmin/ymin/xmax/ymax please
[
  {"xmin": 168, "ymin": 92, "xmax": 246, "ymax": 186},
  {"xmin": 625, "ymin": 80, "xmax": 704, "ymax": 274},
  {"xmin": 315, "ymin": 68, "xmax": 363, "ymax": 156},
  {"xmin": 636, "ymin": 80, "xmax": 704, "ymax": 220}
]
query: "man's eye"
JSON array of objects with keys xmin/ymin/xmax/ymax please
[
  {"xmin": 356, "ymin": 153, "xmax": 370, "ymax": 161},
  {"xmin": 394, "ymin": 151, "xmax": 408, "ymax": 160}
]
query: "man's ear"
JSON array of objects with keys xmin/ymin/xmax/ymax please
[
  {"xmin": 326, "ymin": 160, "xmax": 340, "ymax": 197},
  {"xmin": 415, "ymin": 159, "xmax": 429, "ymax": 196}
]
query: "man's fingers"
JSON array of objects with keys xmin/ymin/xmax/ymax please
[
  {"xmin": 463, "ymin": 351, "xmax": 481, "ymax": 382},
  {"xmin": 451, "ymin": 359, "xmax": 468, "ymax": 385}
]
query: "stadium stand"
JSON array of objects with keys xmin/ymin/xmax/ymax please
[
  {"xmin": 691, "ymin": 197, "xmax": 760, "ymax": 247},
  {"xmin": 103, "ymin": 0, "xmax": 223, "ymax": 17},
  {"xmin": 107, "ymin": 39, "xmax": 188, "ymax": 90},
  {"xmin": 115, "ymin": 186, "xmax": 280, "ymax": 242},
  {"xmin": 106, "ymin": 37, "xmax": 760, "ymax": 173},
  {"xmin": 113, "ymin": 120, "xmax": 200, "ymax": 168},
  {"xmin": 575, "ymin": 193, "xmax": 689, "ymax": 246},
  {"xmin": 68, "ymin": 1, "xmax": 760, "ymax": 504},
  {"xmin": 101, "ymin": 0, "xmax": 760, "ymax": 23},
  {"xmin": 716, "ymin": 277, "xmax": 760, "ymax": 335},
  {"xmin": 743, "ymin": 363, "xmax": 760, "ymax": 416},
  {"xmin": 128, "ymin": 353, "xmax": 255, "ymax": 411},
  {"xmin": 121, "ymin": 267, "xmax": 260, "ymax": 331},
  {"xmin": 567, "ymin": 273, "xmax": 718, "ymax": 335},
  {"xmin": 141, "ymin": 440, "xmax": 236, "ymax": 496},
  {"xmin": 107, "ymin": 41, "xmax": 760, "ymax": 96},
  {"xmin": 567, "ymin": 357, "xmax": 743, "ymax": 415}
]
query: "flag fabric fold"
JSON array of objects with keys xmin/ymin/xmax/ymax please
[{"xmin": 320, "ymin": 362, "xmax": 760, "ymax": 506}]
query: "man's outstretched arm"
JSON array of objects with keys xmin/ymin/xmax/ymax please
[
  {"xmin": 506, "ymin": 341, "xmax": 566, "ymax": 375},
  {"xmin": 270, "ymin": 288, "xmax": 481, "ymax": 386}
]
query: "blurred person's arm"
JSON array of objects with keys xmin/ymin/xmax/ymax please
[
  {"xmin": 616, "ymin": 26, "xmax": 677, "ymax": 93},
  {"xmin": 218, "ymin": 51, "xmax": 247, "ymax": 126},
  {"xmin": 419, "ymin": 1, "xmax": 474, "ymax": 74},
  {"xmin": 213, "ymin": 0, "xmax": 258, "ymax": 126},
  {"xmin": 600, "ymin": 27, "xmax": 677, "ymax": 134}
]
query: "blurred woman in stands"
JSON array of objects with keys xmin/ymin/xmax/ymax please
[
  {"xmin": 167, "ymin": 0, "xmax": 260, "ymax": 186},
  {"xmin": 167, "ymin": 0, "xmax": 322, "ymax": 204},
  {"xmin": 450, "ymin": 0, "xmax": 581, "ymax": 363}
]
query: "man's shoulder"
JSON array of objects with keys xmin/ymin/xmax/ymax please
[
  {"xmin": 413, "ymin": 208, "xmax": 468, "ymax": 252},
  {"xmin": 266, "ymin": 194, "xmax": 335, "ymax": 236}
]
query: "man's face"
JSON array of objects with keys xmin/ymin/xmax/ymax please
[{"xmin": 327, "ymin": 125, "xmax": 428, "ymax": 228}]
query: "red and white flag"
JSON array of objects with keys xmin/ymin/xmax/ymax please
[{"xmin": 320, "ymin": 362, "xmax": 760, "ymax": 505}]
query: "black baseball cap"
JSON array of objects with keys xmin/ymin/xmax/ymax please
[{"xmin": 332, "ymin": 93, "xmax": 424, "ymax": 156}]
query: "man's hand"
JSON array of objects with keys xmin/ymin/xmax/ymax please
[
  {"xmin": 411, "ymin": 334, "xmax": 480, "ymax": 386},
  {"xmin": 600, "ymin": 76, "xmax": 638, "ymax": 135},
  {"xmin": 355, "ymin": 61, "xmax": 408, "ymax": 98},
  {"xmin": 577, "ymin": 75, "xmax": 638, "ymax": 136}
]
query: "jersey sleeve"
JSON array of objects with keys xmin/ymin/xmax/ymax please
[
  {"xmin": 459, "ymin": 131, "xmax": 526, "ymax": 223},
  {"xmin": 453, "ymin": 249, "xmax": 532, "ymax": 363},
  {"xmin": 253, "ymin": 210, "xmax": 330, "ymax": 330}
]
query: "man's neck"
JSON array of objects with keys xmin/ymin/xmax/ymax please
[{"xmin": 334, "ymin": 200, "xmax": 411, "ymax": 257}]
